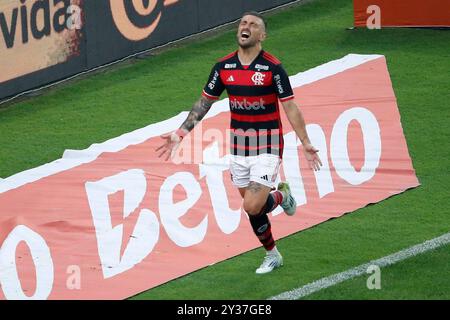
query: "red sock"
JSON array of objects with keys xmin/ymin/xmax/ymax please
[
  {"xmin": 271, "ymin": 191, "xmax": 283, "ymax": 208},
  {"xmin": 249, "ymin": 213, "xmax": 275, "ymax": 251},
  {"xmin": 260, "ymin": 191, "xmax": 283, "ymax": 215},
  {"xmin": 258, "ymin": 223, "xmax": 275, "ymax": 251}
]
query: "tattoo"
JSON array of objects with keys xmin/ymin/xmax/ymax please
[
  {"xmin": 247, "ymin": 181, "xmax": 263, "ymax": 194},
  {"xmin": 180, "ymin": 97, "xmax": 214, "ymax": 132}
]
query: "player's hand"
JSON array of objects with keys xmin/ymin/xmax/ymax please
[
  {"xmin": 303, "ymin": 143, "xmax": 322, "ymax": 171},
  {"xmin": 156, "ymin": 132, "xmax": 182, "ymax": 161}
]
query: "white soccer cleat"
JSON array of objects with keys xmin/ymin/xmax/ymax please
[
  {"xmin": 255, "ymin": 251, "xmax": 283, "ymax": 274},
  {"xmin": 278, "ymin": 182, "xmax": 297, "ymax": 216}
]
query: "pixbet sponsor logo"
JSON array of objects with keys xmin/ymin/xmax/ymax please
[
  {"xmin": 230, "ymin": 98, "xmax": 266, "ymax": 111},
  {"xmin": 0, "ymin": 0, "xmax": 82, "ymax": 49}
]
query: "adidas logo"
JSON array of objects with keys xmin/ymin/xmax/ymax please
[
  {"xmin": 260, "ymin": 175, "xmax": 269, "ymax": 181},
  {"xmin": 227, "ymin": 75, "xmax": 235, "ymax": 82}
]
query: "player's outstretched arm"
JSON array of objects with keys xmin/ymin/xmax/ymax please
[
  {"xmin": 156, "ymin": 95, "xmax": 215, "ymax": 161},
  {"xmin": 282, "ymin": 99, "xmax": 323, "ymax": 171}
]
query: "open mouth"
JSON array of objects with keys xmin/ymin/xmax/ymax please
[{"xmin": 241, "ymin": 31, "xmax": 251, "ymax": 40}]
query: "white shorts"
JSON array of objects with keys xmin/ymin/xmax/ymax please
[{"xmin": 229, "ymin": 154, "xmax": 281, "ymax": 189}]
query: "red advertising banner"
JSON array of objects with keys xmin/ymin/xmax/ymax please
[
  {"xmin": 354, "ymin": 0, "xmax": 450, "ymax": 28},
  {"xmin": 0, "ymin": 54, "xmax": 419, "ymax": 299}
]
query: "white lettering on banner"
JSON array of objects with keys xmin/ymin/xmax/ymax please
[
  {"xmin": 82, "ymin": 107, "xmax": 382, "ymax": 278},
  {"xmin": 85, "ymin": 169, "xmax": 160, "ymax": 279},
  {"xmin": 275, "ymin": 125, "xmax": 335, "ymax": 217},
  {"xmin": 277, "ymin": 132, "xmax": 307, "ymax": 216},
  {"xmin": 0, "ymin": 225, "xmax": 54, "ymax": 300},
  {"xmin": 331, "ymin": 107, "xmax": 382, "ymax": 185},
  {"xmin": 0, "ymin": 106, "xmax": 384, "ymax": 291},
  {"xmin": 199, "ymin": 142, "xmax": 241, "ymax": 234},
  {"xmin": 159, "ymin": 172, "xmax": 207, "ymax": 247},
  {"xmin": 307, "ymin": 124, "xmax": 335, "ymax": 198}
]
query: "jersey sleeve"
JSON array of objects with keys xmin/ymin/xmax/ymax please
[
  {"xmin": 273, "ymin": 64, "xmax": 295, "ymax": 102},
  {"xmin": 202, "ymin": 63, "xmax": 225, "ymax": 100}
]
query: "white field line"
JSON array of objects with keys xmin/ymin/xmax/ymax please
[{"xmin": 268, "ymin": 232, "xmax": 450, "ymax": 300}]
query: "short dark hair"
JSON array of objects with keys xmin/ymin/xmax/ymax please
[{"xmin": 242, "ymin": 11, "xmax": 267, "ymax": 29}]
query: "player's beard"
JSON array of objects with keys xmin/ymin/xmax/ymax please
[{"xmin": 237, "ymin": 35, "xmax": 258, "ymax": 49}]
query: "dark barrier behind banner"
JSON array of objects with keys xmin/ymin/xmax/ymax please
[
  {"xmin": 0, "ymin": 0, "xmax": 296, "ymax": 101},
  {"xmin": 0, "ymin": 0, "xmax": 86, "ymax": 100}
]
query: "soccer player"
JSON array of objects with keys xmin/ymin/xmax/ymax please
[{"xmin": 157, "ymin": 11, "xmax": 322, "ymax": 274}]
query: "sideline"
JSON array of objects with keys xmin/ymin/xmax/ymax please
[{"xmin": 268, "ymin": 232, "xmax": 450, "ymax": 300}]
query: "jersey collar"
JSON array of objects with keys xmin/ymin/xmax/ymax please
[{"xmin": 235, "ymin": 49, "xmax": 264, "ymax": 70}]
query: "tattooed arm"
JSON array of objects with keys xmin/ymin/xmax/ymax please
[
  {"xmin": 179, "ymin": 96, "xmax": 215, "ymax": 133},
  {"xmin": 156, "ymin": 96, "xmax": 215, "ymax": 161}
]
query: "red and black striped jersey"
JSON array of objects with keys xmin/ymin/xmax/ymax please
[{"xmin": 202, "ymin": 50, "xmax": 294, "ymax": 157}]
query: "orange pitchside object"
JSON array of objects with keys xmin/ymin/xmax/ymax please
[
  {"xmin": 353, "ymin": 0, "xmax": 450, "ymax": 27},
  {"xmin": 0, "ymin": 55, "xmax": 419, "ymax": 300}
]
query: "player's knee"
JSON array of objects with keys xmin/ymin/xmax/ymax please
[{"xmin": 243, "ymin": 201, "xmax": 263, "ymax": 216}]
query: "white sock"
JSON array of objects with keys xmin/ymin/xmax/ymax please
[{"xmin": 267, "ymin": 246, "xmax": 280, "ymax": 256}]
